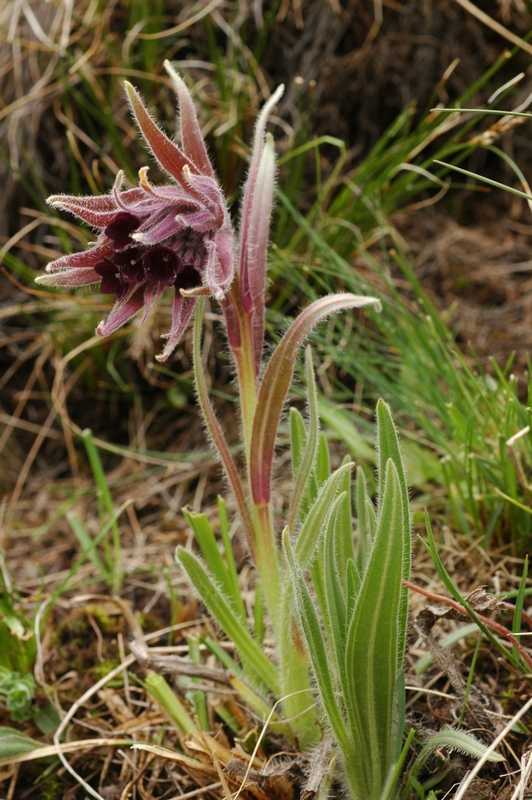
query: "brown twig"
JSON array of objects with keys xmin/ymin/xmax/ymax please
[{"xmin": 404, "ymin": 580, "xmax": 532, "ymax": 671}]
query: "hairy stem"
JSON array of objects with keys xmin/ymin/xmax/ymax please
[{"xmin": 192, "ymin": 299, "xmax": 255, "ymax": 549}]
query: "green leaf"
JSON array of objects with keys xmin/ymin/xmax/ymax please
[
  {"xmin": 322, "ymin": 493, "xmax": 349, "ymax": 674},
  {"xmin": 287, "ymin": 347, "xmax": 320, "ymax": 531},
  {"xmin": 0, "ymin": 727, "xmax": 42, "ymax": 759},
  {"xmin": 283, "ymin": 531, "xmax": 348, "ymax": 751},
  {"xmin": 144, "ymin": 672, "xmax": 197, "ymax": 736},
  {"xmin": 409, "ymin": 726, "xmax": 505, "ymax": 785},
  {"xmin": 176, "ymin": 548, "xmax": 278, "ymax": 694},
  {"xmin": 344, "ymin": 460, "xmax": 405, "ymax": 797},
  {"xmin": 376, "ymin": 400, "xmax": 410, "ymax": 672},
  {"xmin": 183, "ymin": 508, "xmax": 245, "ymax": 621},
  {"xmin": 345, "ymin": 558, "xmax": 361, "ymax": 622},
  {"xmin": 355, "ymin": 466, "xmax": 376, "ymax": 571},
  {"xmin": 289, "ymin": 407, "xmax": 307, "ymax": 476},
  {"xmin": 216, "ymin": 496, "xmax": 244, "ymax": 620},
  {"xmin": 296, "ymin": 462, "xmax": 353, "ymax": 568},
  {"xmin": 334, "ymin": 464, "xmax": 355, "ymax": 585},
  {"xmin": 315, "ymin": 432, "xmax": 331, "ymax": 486}
]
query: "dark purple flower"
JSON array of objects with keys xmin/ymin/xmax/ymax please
[{"xmin": 37, "ymin": 64, "xmax": 234, "ymax": 361}]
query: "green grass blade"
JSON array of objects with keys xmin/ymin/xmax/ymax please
[
  {"xmin": 66, "ymin": 512, "xmax": 111, "ymax": 587},
  {"xmin": 81, "ymin": 429, "xmax": 122, "ymax": 594},
  {"xmin": 424, "ymin": 514, "xmax": 525, "ymax": 672}
]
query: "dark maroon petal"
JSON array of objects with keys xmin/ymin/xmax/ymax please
[
  {"xmin": 143, "ymin": 246, "xmax": 179, "ymax": 285},
  {"xmin": 114, "ymin": 247, "xmax": 145, "ymax": 284},
  {"xmin": 93, "ymin": 260, "xmax": 119, "ymax": 294},
  {"xmin": 104, "ymin": 212, "xmax": 140, "ymax": 248},
  {"xmin": 175, "ymin": 264, "xmax": 200, "ymax": 292}
]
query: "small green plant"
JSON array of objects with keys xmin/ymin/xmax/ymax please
[
  {"xmin": 35, "ymin": 67, "xmax": 504, "ymax": 797},
  {"xmin": 0, "ymin": 564, "xmax": 36, "ymax": 722}
]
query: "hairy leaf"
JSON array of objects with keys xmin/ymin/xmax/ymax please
[
  {"xmin": 177, "ymin": 548, "xmax": 278, "ymax": 694},
  {"xmin": 250, "ymin": 294, "xmax": 381, "ymax": 504}
]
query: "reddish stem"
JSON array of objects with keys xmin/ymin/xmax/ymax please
[{"xmin": 404, "ymin": 579, "xmax": 532, "ymax": 671}]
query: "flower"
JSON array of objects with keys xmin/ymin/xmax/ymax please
[{"xmin": 37, "ymin": 62, "xmax": 234, "ymax": 362}]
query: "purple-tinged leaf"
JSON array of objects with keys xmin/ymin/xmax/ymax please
[
  {"xmin": 240, "ymin": 135, "xmax": 276, "ymax": 371},
  {"xmin": 124, "ymin": 81, "xmax": 196, "ymax": 185},
  {"xmin": 164, "ymin": 60, "xmax": 215, "ymax": 179},
  {"xmin": 249, "ymin": 293, "xmax": 381, "ymax": 504},
  {"xmin": 238, "ymin": 84, "xmax": 284, "ymax": 275}
]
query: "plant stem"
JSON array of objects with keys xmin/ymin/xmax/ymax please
[
  {"xmin": 251, "ymin": 502, "xmax": 281, "ymax": 626},
  {"xmin": 233, "ymin": 310, "xmax": 257, "ymax": 463}
]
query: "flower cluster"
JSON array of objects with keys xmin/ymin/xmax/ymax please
[{"xmin": 38, "ymin": 65, "xmax": 234, "ymax": 361}]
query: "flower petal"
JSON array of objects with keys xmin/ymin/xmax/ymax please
[
  {"xmin": 133, "ymin": 209, "xmax": 183, "ymax": 245},
  {"xmin": 44, "ymin": 242, "xmax": 113, "ymax": 273},
  {"xmin": 175, "ymin": 208, "xmax": 216, "ymax": 234},
  {"xmin": 124, "ymin": 81, "xmax": 196, "ymax": 185},
  {"xmin": 181, "ymin": 169, "xmax": 226, "ymax": 228},
  {"xmin": 96, "ymin": 285, "xmax": 145, "ymax": 336},
  {"xmin": 164, "ymin": 60, "xmax": 215, "ymax": 178},
  {"xmin": 47, "ymin": 189, "xmax": 145, "ymax": 226},
  {"xmin": 36, "ymin": 267, "xmax": 101, "ymax": 287},
  {"xmin": 156, "ymin": 292, "xmax": 195, "ymax": 362},
  {"xmin": 203, "ymin": 229, "xmax": 234, "ymax": 302},
  {"xmin": 213, "ymin": 227, "xmax": 234, "ymax": 292}
]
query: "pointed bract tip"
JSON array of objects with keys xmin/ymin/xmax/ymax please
[
  {"xmin": 272, "ymin": 83, "xmax": 285, "ymax": 102},
  {"xmin": 123, "ymin": 79, "xmax": 136, "ymax": 99},
  {"xmin": 163, "ymin": 59, "xmax": 181, "ymax": 83},
  {"xmin": 264, "ymin": 132, "xmax": 275, "ymax": 151}
]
